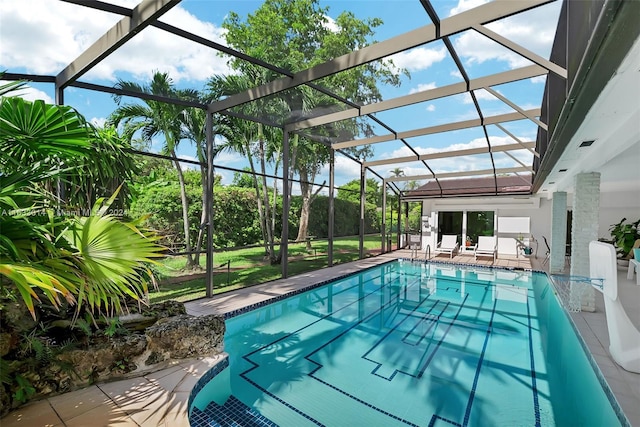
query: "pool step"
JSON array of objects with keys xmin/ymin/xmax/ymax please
[{"xmin": 190, "ymin": 395, "xmax": 277, "ymax": 427}]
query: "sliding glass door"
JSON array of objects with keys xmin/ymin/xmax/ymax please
[
  {"xmin": 437, "ymin": 210, "xmax": 495, "ymax": 247},
  {"xmin": 437, "ymin": 212, "xmax": 463, "ymax": 245},
  {"xmin": 466, "ymin": 211, "xmax": 495, "ymax": 245}
]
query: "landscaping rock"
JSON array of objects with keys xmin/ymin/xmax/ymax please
[
  {"xmin": 146, "ymin": 314, "xmax": 225, "ymax": 359},
  {"xmin": 0, "ymin": 300, "xmax": 225, "ymax": 418}
]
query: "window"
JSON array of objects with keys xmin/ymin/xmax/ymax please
[
  {"xmin": 438, "ymin": 211, "xmax": 463, "ymax": 244},
  {"xmin": 467, "ymin": 211, "xmax": 495, "ymax": 245},
  {"xmin": 437, "ymin": 210, "xmax": 495, "ymax": 247}
]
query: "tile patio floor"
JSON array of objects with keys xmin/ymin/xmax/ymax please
[{"xmin": 2, "ymin": 251, "xmax": 639, "ymax": 426}]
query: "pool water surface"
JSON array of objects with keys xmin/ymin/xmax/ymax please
[{"xmin": 190, "ymin": 260, "xmax": 624, "ymax": 426}]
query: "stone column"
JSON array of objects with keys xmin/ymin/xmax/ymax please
[
  {"xmin": 571, "ymin": 172, "xmax": 601, "ymax": 312},
  {"xmin": 550, "ymin": 191, "xmax": 567, "ymax": 274}
]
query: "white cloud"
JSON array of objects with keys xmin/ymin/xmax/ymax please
[
  {"xmin": 462, "ymin": 88, "xmax": 500, "ymax": 104},
  {"xmin": 449, "ymin": 0, "xmax": 491, "ymax": 16},
  {"xmin": 214, "ymin": 150, "xmax": 244, "ymax": 165},
  {"xmin": 530, "ymin": 76, "xmax": 547, "ymax": 84},
  {"xmin": 318, "ymin": 154, "xmax": 365, "ymax": 185},
  {"xmin": 450, "ymin": 70, "xmax": 463, "ymax": 79},
  {"xmin": 409, "ymin": 82, "xmax": 437, "ymax": 95},
  {"xmin": 177, "ymin": 155, "xmax": 201, "ymax": 171},
  {"xmin": 323, "ymin": 15, "xmax": 339, "ymax": 33},
  {"xmin": 426, "ymin": 104, "xmax": 436, "ymax": 112},
  {"xmin": 0, "ymin": 0, "xmax": 231, "ymax": 83},
  {"xmin": 454, "ymin": 31, "xmax": 532, "ymax": 69},
  {"xmin": 374, "ymin": 135, "xmax": 532, "ymax": 175},
  {"xmin": 389, "ymin": 47, "xmax": 447, "ymax": 72},
  {"xmin": 0, "ymin": 82, "xmax": 54, "ymax": 103},
  {"xmin": 90, "ymin": 117, "xmax": 107, "ymax": 128},
  {"xmin": 451, "ymin": 2, "xmax": 561, "ymax": 69}
]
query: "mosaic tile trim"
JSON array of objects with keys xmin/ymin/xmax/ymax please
[
  {"xmin": 417, "ymin": 257, "xmax": 544, "ymax": 274},
  {"xmin": 188, "ymin": 356, "xmax": 229, "ymax": 411},
  {"xmin": 526, "ymin": 297, "xmax": 542, "ymax": 427},
  {"xmin": 190, "ymin": 396, "xmax": 277, "ymax": 427}
]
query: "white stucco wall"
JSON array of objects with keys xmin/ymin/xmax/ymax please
[
  {"xmin": 597, "ymin": 190, "xmax": 640, "ymax": 240},
  {"xmin": 420, "ymin": 196, "xmax": 552, "ymax": 258},
  {"xmin": 416, "ymin": 188, "xmax": 637, "ymax": 260}
]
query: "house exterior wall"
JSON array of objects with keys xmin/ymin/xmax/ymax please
[
  {"xmin": 597, "ymin": 190, "xmax": 640, "ymax": 241},
  {"xmin": 420, "ymin": 196, "xmax": 552, "ymax": 258},
  {"xmin": 415, "ymin": 187, "xmax": 636, "ymax": 261}
]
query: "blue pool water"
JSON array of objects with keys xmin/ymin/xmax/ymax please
[{"xmin": 190, "ymin": 260, "xmax": 625, "ymax": 426}]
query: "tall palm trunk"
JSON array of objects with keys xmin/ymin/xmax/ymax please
[
  {"xmin": 295, "ymin": 166, "xmax": 324, "ymax": 249},
  {"xmin": 172, "ymin": 149, "xmax": 194, "ymax": 268},
  {"xmin": 257, "ymin": 129, "xmax": 276, "ymax": 263},
  {"xmin": 271, "ymin": 153, "xmax": 281, "ymax": 237},
  {"xmin": 193, "ymin": 165, "xmax": 207, "ymax": 267}
]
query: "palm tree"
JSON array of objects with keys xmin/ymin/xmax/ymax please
[
  {"xmin": 389, "ymin": 167, "xmax": 405, "ymax": 178},
  {"xmin": 0, "ymin": 92, "xmax": 163, "ymax": 319},
  {"xmin": 180, "ymin": 104, "xmax": 229, "ymax": 266},
  {"xmin": 109, "ymin": 72, "xmax": 199, "ymax": 268},
  {"xmin": 206, "ymin": 74, "xmax": 283, "ymax": 263}
]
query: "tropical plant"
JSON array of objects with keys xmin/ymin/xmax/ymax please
[
  {"xmin": 62, "ymin": 125, "xmax": 139, "ymax": 212},
  {"xmin": 206, "ymin": 73, "xmax": 284, "ymax": 263},
  {"xmin": 109, "ymin": 71, "xmax": 199, "ymax": 269},
  {"xmin": 337, "ymin": 178, "xmax": 381, "ymax": 206},
  {"xmin": 609, "ymin": 218, "xmax": 640, "ymax": 259},
  {"xmin": 389, "ymin": 167, "xmax": 405, "ymax": 178},
  {"xmin": 221, "ymin": 0, "xmax": 405, "ymax": 255},
  {"xmin": 0, "ymin": 93, "xmax": 164, "ymax": 320}
]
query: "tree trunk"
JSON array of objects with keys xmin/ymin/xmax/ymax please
[
  {"xmin": 295, "ymin": 166, "xmax": 325, "ymax": 250},
  {"xmin": 193, "ymin": 166, "xmax": 207, "ymax": 267},
  {"xmin": 298, "ymin": 195, "xmax": 312, "ymax": 250},
  {"xmin": 271, "ymin": 153, "xmax": 281, "ymax": 240},
  {"xmin": 257, "ymin": 128, "xmax": 276, "ymax": 264},
  {"xmin": 172, "ymin": 150, "xmax": 194, "ymax": 268}
]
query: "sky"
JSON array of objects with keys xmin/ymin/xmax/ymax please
[{"xmin": 0, "ymin": 0, "xmax": 562, "ymax": 193}]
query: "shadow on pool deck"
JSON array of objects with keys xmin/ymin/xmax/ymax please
[{"xmin": 2, "ymin": 250, "xmax": 638, "ymax": 426}]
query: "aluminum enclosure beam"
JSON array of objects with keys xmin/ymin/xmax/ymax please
[
  {"xmin": 483, "ymin": 86, "xmax": 547, "ymax": 130},
  {"xmin": 289, "ymin": 64, "xmax": 546, "ymax": 132},
  {"xmin": 385, "ymin": 166, "xmax": 532, "ymax": 182},
  {"xmin": 208, "ymin": 0, "xmax": 553, "ymax": 114},
  {"xmin": 364, "ymin": 141, "xmax": 536, "ymax": 167},
  {"xmin": 56, "ymin": 0, "xmax": 181, "ymax": 89},
  {"xmin": 333, "ymin": 109, "xmax": 541, "ymax": 150},
  {"xmin": 495, "ymin": 123, "xmax": 540, "ymax": 157},
  {"xmin": 472, "ymin": 24, "xmax": 567, "ymax": 79}
]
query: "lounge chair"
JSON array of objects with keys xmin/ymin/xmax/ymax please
[
  {"xmin": 475, "ymin": 235, "xmax": 497, "ymax": 262},
  {"xmin": 435, "ymin": 235, "xmax": 459, "ymax": 258}
]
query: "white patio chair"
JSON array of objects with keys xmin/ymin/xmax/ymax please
[
  {"xmin": 435, "ymin": 235, "xmax": 459, "ymax": 258},
  {"xmin": 475, "ymin": 235, "xmax": 497, "ymax": 262}
]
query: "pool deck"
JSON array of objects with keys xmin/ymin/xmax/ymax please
[{"xmin": 2, "ymin": 251, "xmax": 639, "ymax": 426}]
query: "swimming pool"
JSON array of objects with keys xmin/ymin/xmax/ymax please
[{"xmin": 190, "ymin": 260, "xmax": 626, "ymax": 426}]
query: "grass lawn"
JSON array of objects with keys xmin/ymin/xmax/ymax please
[{"xmin": 149, "ymin": 234, "xmax": 392, "ymax": 304}]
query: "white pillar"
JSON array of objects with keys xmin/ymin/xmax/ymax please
[
  {"xmin": 571, "ymin": 172, "xmax": 601, "ymax": 312},
  {"xmin": 550, "ymin": 192, "xmax": 567, "ymax": 274}
]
